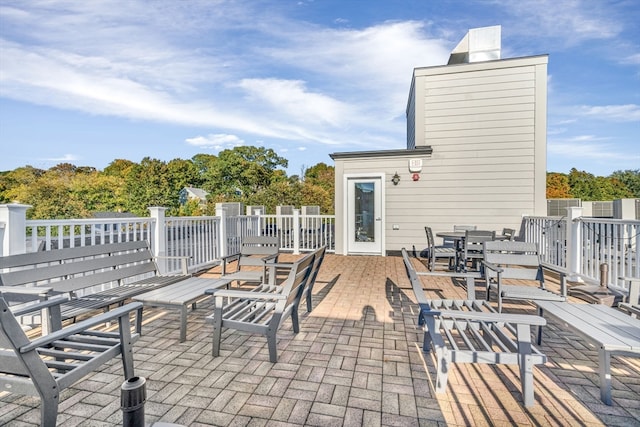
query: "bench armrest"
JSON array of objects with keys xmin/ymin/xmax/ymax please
[
  {"xmin": 481, "ymin": 261, "xmax": 504, "ymax": 274},
  {"xmin": 21, "ymin": 301, "xmax": 143, "ymax": 353},
  {"xmin": 540, "ymin": 262, "xmax": 567, "ymax": 296},
  {"xmin": 0, "ymin": 285, "xmax": 53, "ymax": 297},
  {"xmin": 210, "ymin": 289, "xmax": 286, "ymax": 300},
  {"xmin": 155, "ymin": 255, "xmax": 191, "ymax": 275},
  {"xmin": 10, "ymin": 296, "xmax": 68, "ymax": 317},
  {"xmin": 420, "ymin": 305, "xmax": 547, "ymax": 326}
]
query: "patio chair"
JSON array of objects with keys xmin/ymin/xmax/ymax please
[
  {"xmin": 206, "ymin": 250, "xmax": 315, "ymax": 362},
  {"xmin": 482, "ymin": 240, "xmax": 567, "ymax": 312},
  {"xmin": 0, "ymin": 296, "xmax": 141, "ymax": 427},
  {"xmin": 441, "ymin": 224, "xmax": 477, "ymax": 248},
  {"xmin": 422, "ymin": 226, "xmax": 456, "ymax": 271},
  {"xmin": 501, "ymin": 228, "xmax": 517, "ymax": 240},
  {"xmin": 618, "ymin": 276, "xmax": 640, "ymax": 318},
  {"xmin": 221, "ymin": 235, "xmax": 280, "ymax": 285},
  {"xmin": 461, "ymin": 230, "xmax": 495, "ymax": 272}
]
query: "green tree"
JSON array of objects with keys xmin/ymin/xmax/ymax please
[
  {"xmin": 610, "ymin": 169, "xmax": 640, "ymax": 198},
  {"xmin": 0, "ymin": 166, "xmax": 45, "ymax": 203},
  {"xmin": 212, "ymin": 146, "xmax": 288, "ymax": 198},
  {"xmin": 123, "ymin": 158, "xmax": 175, "ymax": 216}
]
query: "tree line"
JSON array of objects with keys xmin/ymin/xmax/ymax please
[
  {"xmin": 0, "ymin": 146, "xmax": 335, "ymax": 219},
  {"xmin": 2, "ymin": 148, "xmax": 637, "ymax": 220},
  {"xmin": 546, "ymin": 168, "xmax": 640, "ymax": 200}
]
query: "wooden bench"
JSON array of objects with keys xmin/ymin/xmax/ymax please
[
  {"xmin": 221, "ymin": 235, "xmax": 280, "ymax": 285},
  {"xmin": 0, "ymin": 241, "xmax": 191, "ymax": 321},
  {"xmin": 133, "ymin": 276, "xmax": 232, "ymax": 342},
  {"xmin": 535, "ymin": 300, "xmax": 640, "ymax": 405},
  {"xmin": 402, "ymin": 248, "xmax": 547, "ymax": 407},
  {"xmin": 206, "ymin": 250, "xmax": 316, "ymax": 362},
  {"xmin": 0, "ymin": 295, "xmax": 141, "ymax": 427}
]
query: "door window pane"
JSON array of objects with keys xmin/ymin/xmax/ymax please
[{"xmin": 354, "ymin": 182, "xmax": 375, "ymax": 242}]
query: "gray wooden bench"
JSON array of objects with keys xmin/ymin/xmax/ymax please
[
  {"xmin": 402, "ymin": 248, "xmax": 547, "ymax": 407},
  {"xmin": 0, "ymin": 295, "xmax": 141, "ymax": 427},
  {"xmin": 536, "ymin": 300, "xmax": 640, "ymax": 405},
  {"xmin": 134, "ymin": 276, "xmax": 232, "ymax": 342},
  {"xmin": 206, "ymin": 250, "xmax": 316, "ymax": 362},
  {"xmin": 0, "ymin": 241, "xmax": 191, "ymax": 321}
]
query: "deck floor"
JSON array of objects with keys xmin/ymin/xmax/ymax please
[{"xmin": 2, "ymin": 253, "xmax": 639, "ymax": 426}]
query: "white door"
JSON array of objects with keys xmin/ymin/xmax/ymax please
[{"xmin": 347, "ymin": 177, "xmax": 383, "ymax": 254}]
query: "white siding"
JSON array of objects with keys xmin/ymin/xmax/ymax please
[{"xmin": 333, "ymin": 55, "xmax": 548, "ymax": 255}]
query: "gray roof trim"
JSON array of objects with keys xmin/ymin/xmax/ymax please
[{"xmin": 330, "ymin": 146, "xmax": 432, "ymax": 160}]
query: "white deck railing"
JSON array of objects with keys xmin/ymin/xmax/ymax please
[
  {"xmin": 0, "ymin": 204, "xmax": 335, "ymax": 275},
  {"xmin": 521, "ymin": 209, "xmax": 639, "ymax": 295},
  {"xmin": 2, "ymin": 203, "xmax": 635, "ymax": 289}
]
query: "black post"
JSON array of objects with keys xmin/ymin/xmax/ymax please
[{"xmin": 121, "ymin": 376, "xmax": 146, "ymax": 427}]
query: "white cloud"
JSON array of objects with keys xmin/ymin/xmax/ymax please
[
  {"xmin": 496, "ymin": 0, "xmax": 620, "ymax": 46},
  {"xmin": 578, "ymin": 104, "xmax": 640, "ymax": 122},
  {"xmin": 185, "ymin": 134, "xmax": 244, "ymax": 150},
  {"xmin": 237, "ymin": 78, "xmax": 352, "ymax": 127},
  {"xmin": 40, "ymin": 154, "xmax": 79, "ymax": 162}
]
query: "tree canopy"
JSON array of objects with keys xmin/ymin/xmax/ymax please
[
  {"xmin": 546, "ymin": 168, "xmax": 638, "ymax": 200},
  {"xmin": 0, "ymin": 146, "xmax": 334, "ymax": 219}
]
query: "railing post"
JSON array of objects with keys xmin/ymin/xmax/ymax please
[
  {"xmin": 148, "ymin": 207, "xmax": 167, "ymax": 274},
  {"xmin": 0, "ymin": 203, "xmax": 31, "ymax": 256},
  {"xmin": 293, "ymin": 209, "xmax": 300, "ymax": 255},
  {"xmin": 218, "ymin": 209, "xmax": 228, "ymax": 258},
  {"xmin": 566, "ymin": 206, "xmax": 583, "ymax": 282}
]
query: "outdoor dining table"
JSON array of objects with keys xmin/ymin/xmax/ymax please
[{"xmin": 436, "ymin": 231, "xmax": 507, "ymax": 272}]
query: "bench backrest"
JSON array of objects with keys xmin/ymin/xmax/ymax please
[
  {"xmin": 483, "ymin": 241, "xmax": 543, "ymax": 282},
  {"xmin": 401, "ymin": 248, "xmax": 429, "ymax": 306},
  {"xmin": 278, "ymin": 251, "xmax": 316, "ymax": 312},
  {"xmin": 238, "ymin": 236, "xmax": 280, "ymax": 267},
  {"xmin": 0, "ymin": 241, "xmax": 159, "ymax": 294}
]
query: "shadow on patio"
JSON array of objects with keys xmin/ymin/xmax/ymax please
[{"xmin": 2, "ymin": 254, "xmax": 639, "ymax": 426}]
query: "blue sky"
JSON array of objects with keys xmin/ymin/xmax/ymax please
[{"xmin": 1, "ymin": 0, "xmax": 638, "ymax": 177}]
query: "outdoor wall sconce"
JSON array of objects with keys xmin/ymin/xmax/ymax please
[{"xmin": 391, "ymin": 172, "xmax": 400, "ymax": 185}]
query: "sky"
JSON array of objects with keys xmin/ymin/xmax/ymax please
[{"xmin": 0, "ymin": 0, "xmax": 638, "ymax": 178}]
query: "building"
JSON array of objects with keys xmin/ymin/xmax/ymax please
[
  {"xmin": 331, "ymin": 26, "xmax": 548, "ymax": 255},
  {"xmin": 179, "ymin": 187, "xmax": 209, "ymax": 208}
]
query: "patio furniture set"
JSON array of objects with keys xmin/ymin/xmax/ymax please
[
  {"xmin": 0, "ymin": 237, "xmax": 326, "ymax": 426},
  {"xmin": 405, "ymin": 226, "xmax": 640, "ymax": 407}
]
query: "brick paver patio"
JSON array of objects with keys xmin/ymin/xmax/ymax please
[{"xmin": 2, "ymin": 253, "xmax": 639, "ymax": 426}]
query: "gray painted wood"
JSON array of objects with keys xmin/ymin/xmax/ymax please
[
  {"xmin": 206, "ymin": 250, "xmax": 316, "ymax": 363},
  {"xmin": 536, "ymin": 300, "xmax": 640, "ymax": 405},
  {"xmin": 221, "ymin": 235, "xmax": 279, "ymax": 285},
  {"xmin": 134, "ymin": 277, "xmax": 231, "ymax": 342},
  {"xmin": 401, "ymin": 248, "xmax": 546, "ymax": 407},
  {"xmin": 0, "ymin": 241, "xmax": 190, "ymax": 320},
  {"xmin": 482, "ymin": 241, "xmax": 567, "ymax": 312},
  {"xmin": 0, "ymin": 296, "xmax": 141, "ymax": 427}
]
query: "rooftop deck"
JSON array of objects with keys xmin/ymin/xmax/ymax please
[{"xmin": 2, "ymin": 253, "xmax": 639, "ymax": 426}]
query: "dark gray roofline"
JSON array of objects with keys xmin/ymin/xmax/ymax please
[{"xmin": 330, "ymin": 146, "xmax": 432, "ymax": 160}]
